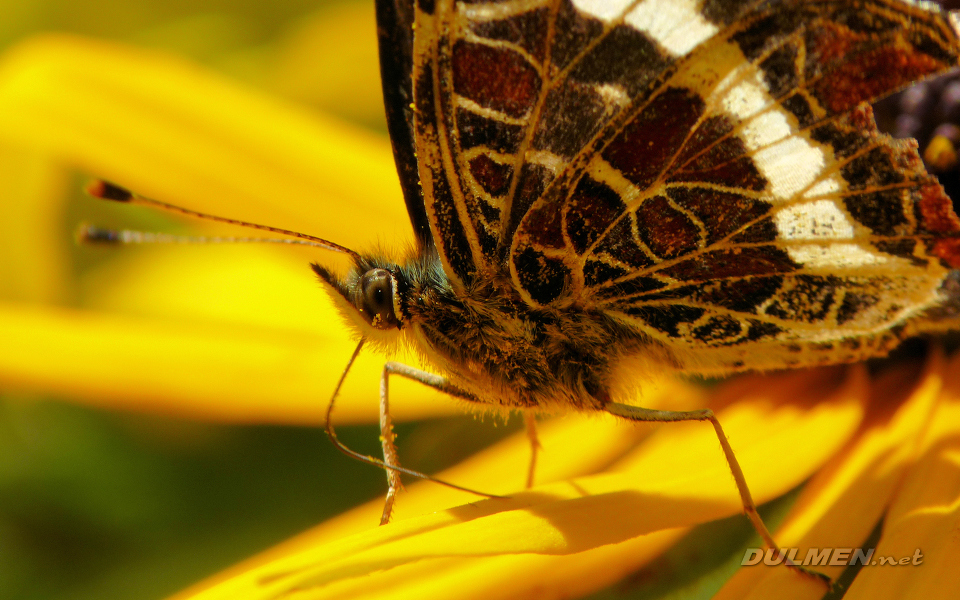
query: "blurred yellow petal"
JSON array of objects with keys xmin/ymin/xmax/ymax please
[
  {"xmin": 0, "ymin": 142, "xmax": 69, "ymax": 303},
  {"xmin": 0, "ymin": 33, "xmax": 452, "ymax": 423},
  {"xmin": 80, "ymin": 244, "xmax": 333, "ymax": 329},
  {"xmin": 5, "ymin": 230, "xmax": 458, "ymax": 423},
  {"xmin": 0, "ymin": 34, "xmax": 409, "ymax": 248},
  {"xmin": 272, "ymin": 3, "xmax": 384, "ymax": 129},
  {"xmin": 715, "ymin": 352, "xmax": 946, "ymax": 599},
  {"xmin": 172, "ymin": 365, "xmax": 867, "ymax": 599},
  {"xmin": 0, "ymin": 300, "xmax": 456, "ymax": 424}
]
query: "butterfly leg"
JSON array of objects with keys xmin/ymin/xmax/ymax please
[
  {"xmin": 524, "ymin": 412, "xmax": 540, "ymax": 488},
  {"xmin": 604, "ymin": 402, "xmax": 830, "ymax": 586},
  {"xmin": 378, "ymin": 363, "xmax": 402, "ymax": 525},
  {"xmin": 379, "ymin": 361, "xmax": 479, "ymax": 524}
]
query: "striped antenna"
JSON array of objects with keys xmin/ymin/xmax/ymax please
[{"xmin": 84, "ymin": 180, "xmax": 361, "ymax": 260}]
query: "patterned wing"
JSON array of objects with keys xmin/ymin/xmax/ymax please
[
  {"xmin": 494, "ymin": 0, "xmax": 960, "ymax": 372},
  {"xmin": 411, "ymin": 0, "xmax": 727, "ymax": 284},
  {"xmin": 410, "ymin": 0, "xmax": 825, "ymax": 285}
]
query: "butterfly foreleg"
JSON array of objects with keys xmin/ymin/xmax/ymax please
[
  {"xmin": 524, "ymin": 412, "xmax": 540, "ymax": 489},
  {"xmin": 378, "ymin": 362, "xmax": 402, "ymax": 525},
  {"xmin": 379, "ymin": 361, "xmax": 480, "ymax": 524},
  {"xmin": 603, "ymin": 402, "xmax": 830, "ymax": 586},
  {"xmin": 378, "ymin": 362, "xmax": 541, "ymax": 521}
]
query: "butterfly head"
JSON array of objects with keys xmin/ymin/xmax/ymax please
[{"xmin": 312, "ymin": 256, "xmax": 406, "ymax": 339}]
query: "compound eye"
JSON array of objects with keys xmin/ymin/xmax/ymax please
[{"xmin": 358, "ymin": 268, "xmax": 397, "ymax": 328}]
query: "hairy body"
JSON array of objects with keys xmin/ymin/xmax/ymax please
[{"xmin": 315, "ymin": 250, "xmax": 653, "ymax": 413}]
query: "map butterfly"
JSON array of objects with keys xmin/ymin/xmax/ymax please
[{"xmin": 89, "ymin": 0, "xmax": 960, "ymax": 579}]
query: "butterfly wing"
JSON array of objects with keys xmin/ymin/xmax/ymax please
[
  {"xmin": 403, "ymin": 0, "xmax": 960, "ymax": 371},
  {"xmin": 407, "ymin": 0, "xmax": 789, "ymax": 285},
  {"xmin": 410, "ymin": 0, "xmax": 604, "ymax": 284},
  {"xmin": 500, "ymin": 0, "xmax": 960, "ymax": 370},
  {"xmin": 376, "ymin": 0, "xmax": 433, "ymax": 248}
]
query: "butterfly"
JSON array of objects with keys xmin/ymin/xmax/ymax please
[
  {"xmin": 88, "ymin": 0, "xmax": 960, "ymax": 580},
  {"xmin": 312, "ymin": 0, "xmax": 960, "ymax": 518}
]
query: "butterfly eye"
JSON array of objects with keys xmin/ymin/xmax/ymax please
[{"xmin": 358, "ymin": 268, "xmax": 398, "ymax": 329}]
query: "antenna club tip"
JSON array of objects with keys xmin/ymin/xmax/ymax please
[{"xmin": 86, "ymin": 180, "xmax": 134, "ymax": 202}]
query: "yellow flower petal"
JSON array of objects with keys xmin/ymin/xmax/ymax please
[
  {"xmin": 81, "ymin": 243, "xmax": 340, "ymax": 331},
  {"xmin": 617, "ymin": 366, "xmax": 867, "ymax": 502},
  {"xmin": 0, "ymin": 142, "xmax": 69, "ymax": 303},
  {"xmin": 0, "ymin": 34, "xmax": 409, "ymax": 249},
  {"xmin": 272, "ymin": 3, "xmax": 384, "ymax": 128},
  {"xmin": 172, "ymin": 366, "xmax": 867, "ymax": 599},
  {"xmin": 291, "ymin": 532, "xmax": 688, "ymax": 600},
  {"xmin": 5, "ymin": 233, "xmax": 460, "ymax": 423},
  {"xmin": 0, "ymin": 33, "xmax": 451, "ymax": 423},
  {"xmin": 0, "ymin": 301, "xmax": 457, "ymax": 424},
  {"xmin": 844, "ymin": 352, "xmax": 960, "ymax": 599},
  {"xmin": 715, "ymin": 351, "xmax": 947, "ymax": 599},
  {"xmin": 178, "ymin": 378, "xmax": 701, "ymax": 593},
  {"xmin": 171, "ymin": 411, "xmax": 677, "ymax": 599}
]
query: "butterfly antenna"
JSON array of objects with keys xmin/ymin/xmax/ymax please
[
  {"xmin": 326, "ymin": 339, "xmax": 507, "ymax": 501},
  {"xmin": 76, "ymin": 224, "xmax": 357, "ymax": 251},
  {"xmin": 83, "ymin": 180, "xmax": 361, "ymax": 260}
]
